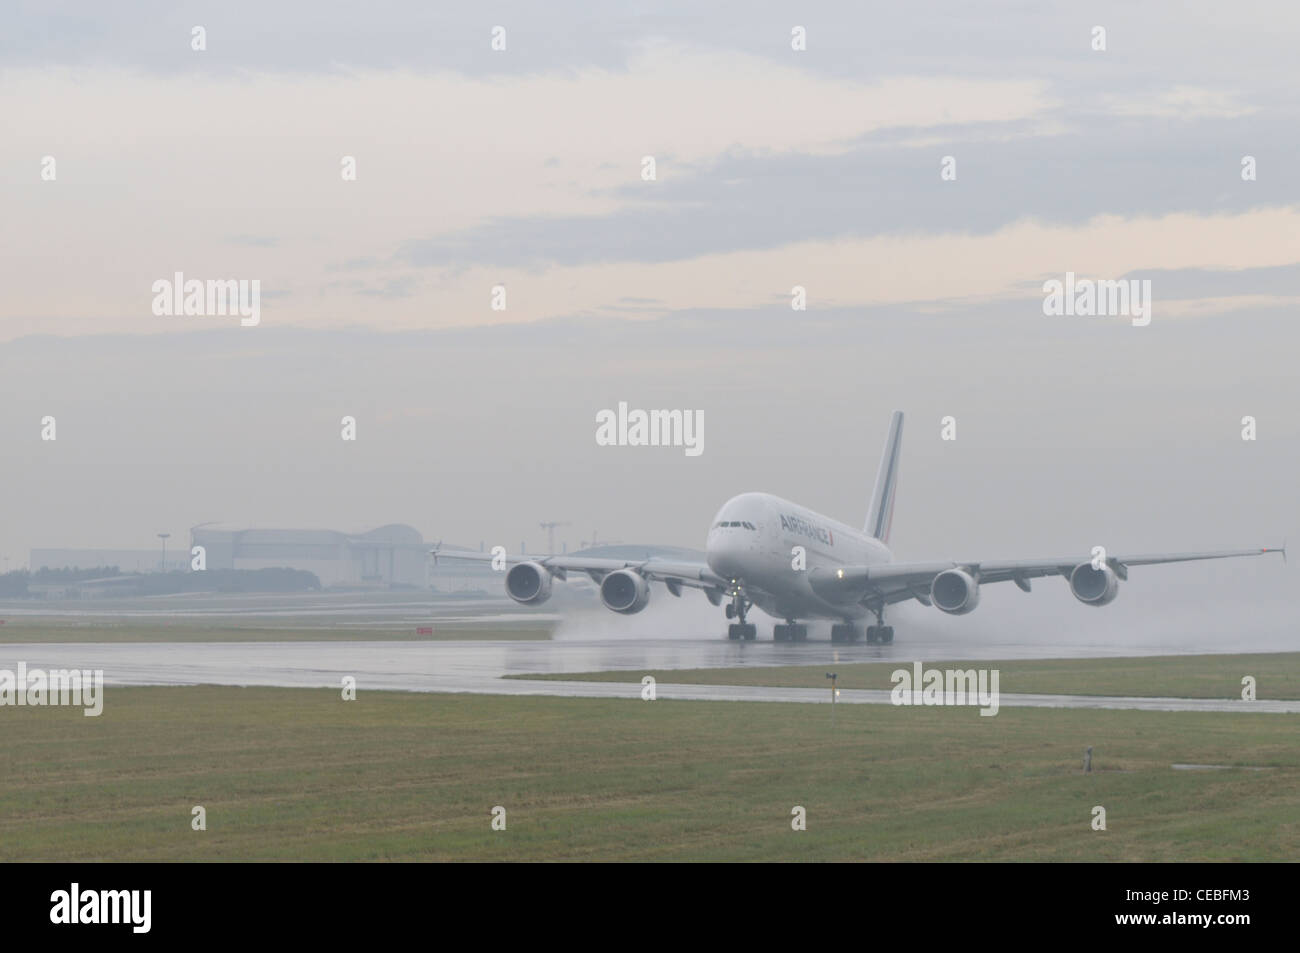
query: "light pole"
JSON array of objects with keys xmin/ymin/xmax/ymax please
[
  {"xmin": 826, "ymin": 672, "xmax": 838, "ymax": 732},
  {"xmin": 157, "ymin": 533, "xmax": 170, "ymax": 572},
  {"xmin": 539, "ymin": 521, "xmax": 571, "ymax": 555}
]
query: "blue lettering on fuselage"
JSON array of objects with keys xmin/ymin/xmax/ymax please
[{"xmin": 780, "ymin": 513, "xmax": 833, "ymax": 546}]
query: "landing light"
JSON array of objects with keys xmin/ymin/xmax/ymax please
[{"xmin": 836, "ymin": 569, "xmax": 844, "ymax": 579}]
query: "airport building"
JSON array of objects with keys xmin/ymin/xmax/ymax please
[
  {"xmin": 27, "ymin": 530, "xmax": 685, "ymax": 595},
  {"xmin": 190, "ymin": 524, "xmax": 494, "ymax": 591},
  {"xmin": 30, "ymin": 525, "xmax": 500, "ymax": 592}
]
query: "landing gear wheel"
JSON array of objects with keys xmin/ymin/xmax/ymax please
[
  {"xmin": 830, "ymin": 623, "xmax": 859, "ymax": 644},
  {"xmin": 866, "ymin": 625, "xmax": 879, "ymax": 644},
  {"xmin": 878, "ymin": 626, "xmax": 894, "ymax": 645},
  {"xmin": 729, "ymin": 623, "xmax": 757, "ymax": 641},
  {"xmin": 774, "ymin": 622, "xmax": 806, "ymax": 643}
]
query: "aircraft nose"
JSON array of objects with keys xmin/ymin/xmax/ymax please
[{"xmin": 707, "ymin": 532, "xmax": 745, "ymax": 578}]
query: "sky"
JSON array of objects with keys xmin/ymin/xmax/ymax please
[{"xmin": 1, "ymin": 2, "xmax": 1296, "ymax": 636}]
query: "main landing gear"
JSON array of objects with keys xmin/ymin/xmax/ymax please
[
  {"xmin": 829, "ymin": 608, "xmax": 895, "ymax": 644},
  {"xmin": 865, "ymin": 605, "xmax": 894, "ymax": 644},
  {"xmin": 726, "ymin": 591, "xmax": 756, "ymax": 641},
  {"xmin": 772, "ymin": 620, "xmax": 808, "ymax": 642},
  {"xmin": 829, "ymin": 623, "xmax": 860, "ymax": 643},
  {"xmin": 866, "ymin": 625, "xmax": 894, "ymax": 645}
]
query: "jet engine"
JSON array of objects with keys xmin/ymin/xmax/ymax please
[
  {"xmin": 931, "ymin": 568, "xmax": 980, "ymax": 615},
  {"xmin": 600, "ymin": 569, "xmax": 651, "ymax": 615},
  {"xmin": 505, "ymin": 561, "xmax": 552, "ymax": 605},
  {"xmin": 1068, "ymin": 562, "xmax": 1120, "ymax": 606}
]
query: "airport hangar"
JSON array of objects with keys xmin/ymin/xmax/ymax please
[
  {"xmin": 31, "ymin": 525, "xmax": 494, "ymax": 592},
  {"xmin": 31, "ymin": 526, "xmax": 701, "ymax": 596},
  {"xmin": 190, "ymin": 524, "xmax": 485, "ymax": 590}
]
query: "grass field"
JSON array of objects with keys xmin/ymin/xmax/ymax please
[
  {"xmin": 0, "ymin": 620, "xmax": 553, "ymax": 643},
  {"xmin": 514, "ymin": 653, "xmax": 1300, "ymax": 700},
  {"xmin": 1, "ymin": 684, "xmax": 1296, "ymax": 861}
]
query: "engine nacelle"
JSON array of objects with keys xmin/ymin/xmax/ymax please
[
  {"xmin": 505, "ymin": 561, "xmax": 552, "ymax": 605},
  {"xmin": 931, "ymin": 569, "xmax": 980, "ymax": 615},
  {"xmin": 600, "ymin": 569, "xmax": 651, "ymax": 615},
  {"xmin": 1069, "ymin": 563, "xmax": 1120, "ymax": 606}
]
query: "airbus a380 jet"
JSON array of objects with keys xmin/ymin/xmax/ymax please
[{"xmin": 432, "ymin": 412, "xmax": 1283, "ymax": 643}]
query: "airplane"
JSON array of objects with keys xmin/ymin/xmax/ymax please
[{"xmin": 430, "ymin": 411, "xmax": 1284, "ymax": 643}]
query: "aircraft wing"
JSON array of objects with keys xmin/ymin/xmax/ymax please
[
  {"xmin": 809, "ymin": 546, "xmax": 1285, "ymax": 607},
  {"xmin": 429, "ymin": 546, "xmax": 728, "ymax": 593}
]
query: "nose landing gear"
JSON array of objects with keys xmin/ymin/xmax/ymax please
[{"xmin": 726, "ymin": 589, "xmax": 756, "ymax": 640}]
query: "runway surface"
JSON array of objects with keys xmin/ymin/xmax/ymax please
[
  {"xmin": 0, "ymin": 639, "xmax": 1295, "ymax": 712},
  {"xmin": 0, "ymin": 592, "xmax": 547, "ymax": 626}
]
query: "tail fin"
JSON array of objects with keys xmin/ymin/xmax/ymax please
[{"xmin": 864, "ymin": 411, "xmax": 904, "ymax": 542}]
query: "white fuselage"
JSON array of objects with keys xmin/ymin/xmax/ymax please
[{"xmin": 705, "ymin": 492, "xmax": 893, "ymax": 622}]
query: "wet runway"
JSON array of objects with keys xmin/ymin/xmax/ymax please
[
  {"xmin": 0, "ymin": 592, "xmax": 541, "ymax": 626},
  {"xmin": 0, "ymin": 637, "xmax": 1295, "ymax": 712}
]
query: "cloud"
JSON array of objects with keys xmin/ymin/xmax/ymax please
[
  {"xmin": 384, "ymin": 206, "xmax": 1300, "ymax": 331},
  {"xmin": 0, "ymin": 55, "xmax": 1052, "ymax": 338},
  {"xmin": 2, "ymin": 14, "xmax": 1297, "ymax": 341},
  {"xmin": 1100, "ymin": 86, "xmax": 1260, "ymax": 120},
  {"xmin": 399, "ymin": 115, "xmax": 1298, "ymax": 270}
]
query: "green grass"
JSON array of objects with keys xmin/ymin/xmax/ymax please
[
  {"xmin": 1, "ymin": 686, "xmax": 1296, "ymax": 861},
  {"xmin": 514, "ymin": 653, "xmax": 1300, "ymax": 700},
  {"xmin": 0, "ymin": 621, "xmax": 552, "ymax": 643}
]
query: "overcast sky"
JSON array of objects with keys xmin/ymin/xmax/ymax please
[{"xmin": 1, "ymin": 2, "xmax": 1296, "ymax": 636}]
